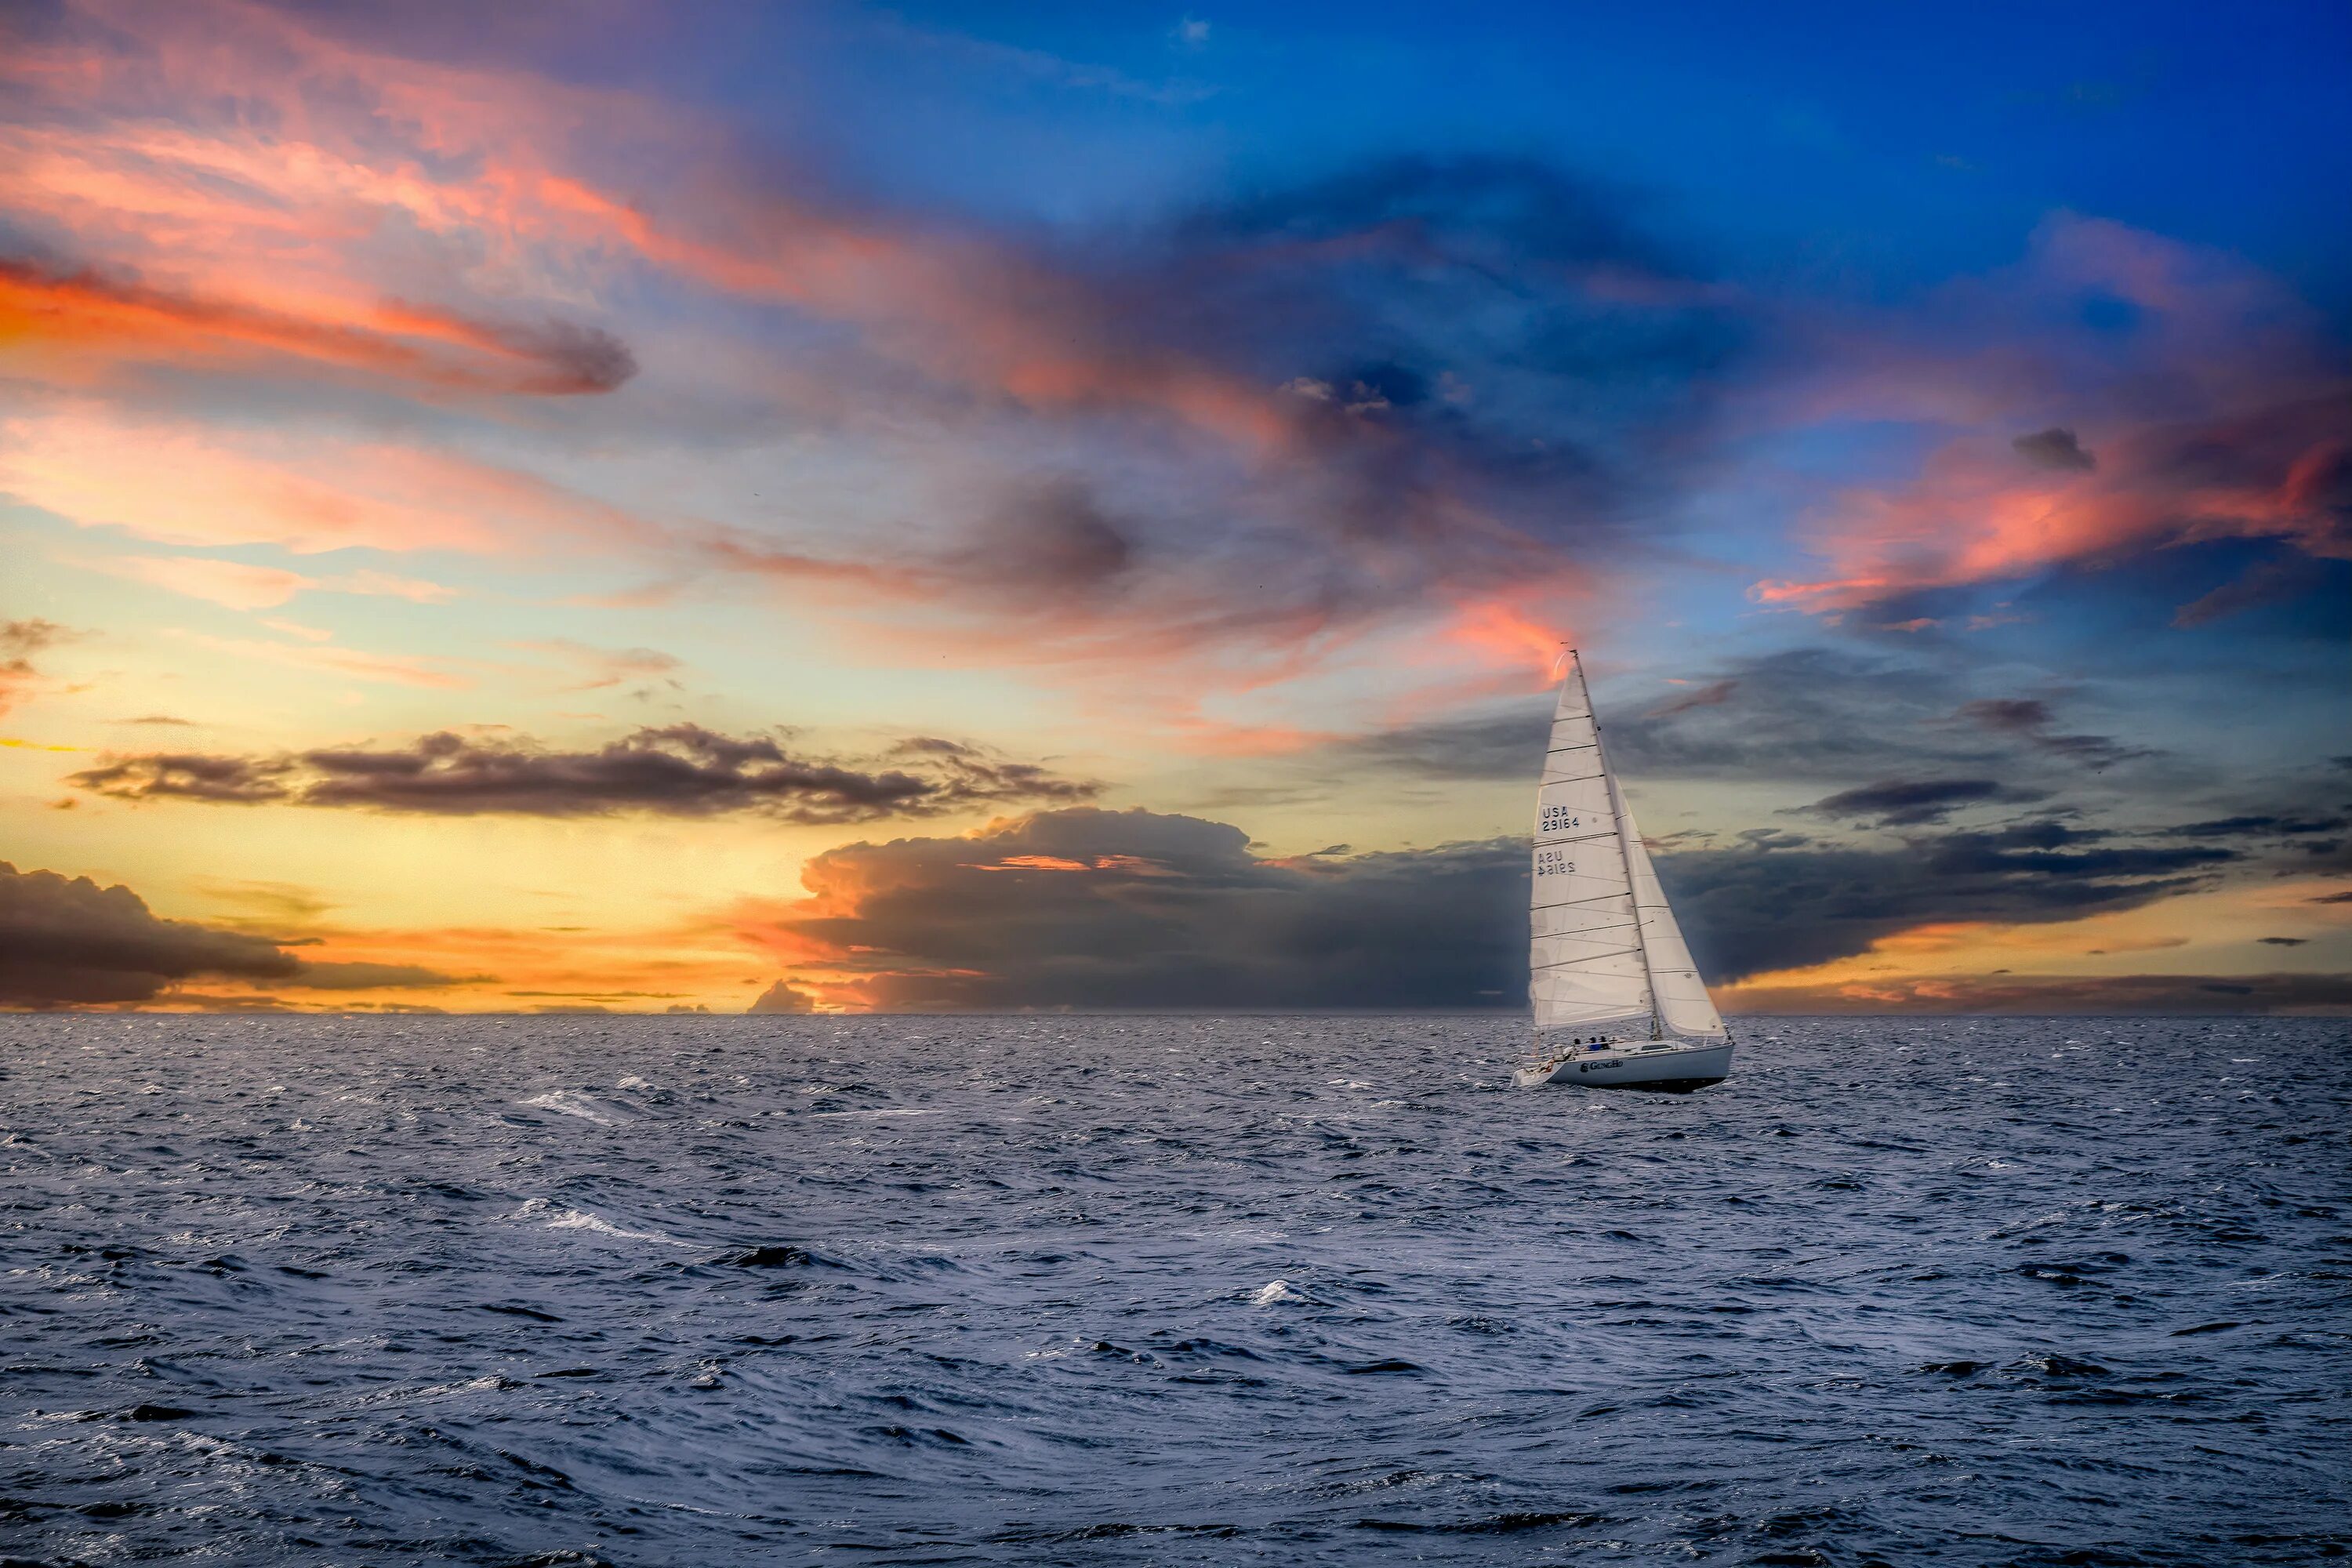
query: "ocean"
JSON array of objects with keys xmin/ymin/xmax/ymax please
[{"xmin": 1, "ymin": 1014, "xmax": 2346, "ymax": 1566}]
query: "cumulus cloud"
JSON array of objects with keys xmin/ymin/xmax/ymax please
[
  {"xmin": 737, "ymin": 807, "xmax": 1526, "ymax": 1011},
  {"xmin": 71, "ymin": 725, "xmax": 1098, "ymax": 822},
  {"xmin": 748, "ymin": 979, "xmax": 818, "ymax": 1014},
  {"xmin": 0, "ymin": 860, "xmax": 464, "ymax": 1007},
  {"xmin": 0, "ymin": 859, "xmax": 296, "ymax": 1004}
]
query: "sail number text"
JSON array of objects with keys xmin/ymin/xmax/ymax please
[
  {"xmin": 1535, "ymin": 849, "xmax": 1574, "ymax": 877},
  {"xmin": 1538, "ymin": 806, "xmax": 1584, "ymax": 833}
]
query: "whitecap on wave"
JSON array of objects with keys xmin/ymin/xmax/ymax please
[
  {"xmin": 511, "ymin": 1197, "xmax": 686, "ymax": 1247},
  {"xmin": 517, "ymin": 1090, "xmax": 628, "ymax": 1125}
]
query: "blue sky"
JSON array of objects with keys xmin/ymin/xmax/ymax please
[{"xmin": 1, "ymin": 0, "xmax": 2346, "ymax": 1014}]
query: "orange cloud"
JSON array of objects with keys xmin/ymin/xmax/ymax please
[
  {"xmin": 1, "ymin": 1, "xmax": 1295, "ymax": 452},
  {"xmin": 1444, "ymin": 597, "xmax": 1566, "ymax": 676},
  {"xmin": 0, "ymin": 261, "xmax": 631, "ymax": 397},
  {"xmin": 3, "ymin": 408, "xmax": 657, "ymax": 555},
  {"xmin": 1755, "ymin": 412, "xmax": 2349, "ymax": 613}
]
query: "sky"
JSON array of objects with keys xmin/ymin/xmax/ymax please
[{"xmin": 2, "ymin": 0, "xmax": 2347, "ymax": 1016}]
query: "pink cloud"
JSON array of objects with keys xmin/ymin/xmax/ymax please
[
  {"xmin": 160, "ymin": 629, "xmax": 469, "ymax": 689},
  {"xmin": 74, "ymin": 554, "xmax": 460, "ymax": 609},
  {"xmin": 85, "ymin": 554, "xmax": 309, "ymax": 609},
  {"xmin": 2, "ymin": 408, "xmax": 656, "ymax": 555},
  {"xmin": 1753, "ymin": 216, "xmax": 2350, "ymax": 612}
]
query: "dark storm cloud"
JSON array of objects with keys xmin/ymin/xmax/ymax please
[
  {"xmin": 0, "ymin": 861, "xmax": 464, "ymax": 1007},
  {"xmin": 1732, "ymin": 971, "xmax": 2352, "ymax": 1015},
  {"xmin": 2012, "ymin": 426, "xmax": 2096, "ymax": 471},
  {"xmin": 1954, "ymin": 698, "xmax": 2153, "ymax": 770},
  {"xmin": 0, "ymin": 859, "xmax": 295, "ymax": 1004},
  {"xmin": 762, "ymin": 808, "xmax": 1526, "ymax": 1011},
  {"xmin": 71, "ymin": 727, "xmax": 1097, "ymax": 822},
  {"xmin": 2141, "ymin": 792, "xmax": 2352, "ymax": 875},
  {"xmin": 1799, "ymin": 778, "xmax": 2045, "ymax": 828},
  {"xmin": 1654, "ymin": 827, "xmax": 2238, "ymax": 982},
  {"xmin": 750, "ymin": 805, "xmax": 2251, "ymax": 1008},
  {"xmin": 2165, "ymin": 813, "xmax": 2347, "ymax": 839}
]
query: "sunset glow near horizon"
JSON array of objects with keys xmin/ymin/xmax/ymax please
[{"xmin": 2, "ymin": 0, "xmax": 2347, "ymax": 1016}]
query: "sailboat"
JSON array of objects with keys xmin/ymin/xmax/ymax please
[{"xmin": 1515, "ymin": 652, "xmax": 1733, "ymax": 1091}]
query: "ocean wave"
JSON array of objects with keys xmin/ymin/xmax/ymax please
[{"xmin": 0, "ymin": 1014, "xmax": 2343, "ymax": 1566}]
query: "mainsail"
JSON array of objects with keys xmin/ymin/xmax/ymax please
[{"xmin": 1529, "ymin": 654, "xmax": 1727, "ymax": 1040}]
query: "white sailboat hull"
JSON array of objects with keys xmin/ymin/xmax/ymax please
[{"xmin": 1513, "ymin": 1040, "xmax": 1733, "ymax": 1092}]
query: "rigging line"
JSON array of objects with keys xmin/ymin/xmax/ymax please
[{"xmin": 1532, "ymin": 948, "xmax": 1644, "ymax": 968}]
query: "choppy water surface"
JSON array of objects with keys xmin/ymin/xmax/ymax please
[{"xmin": 2, "ymin": 1016, "xmax": 2347, "ymax": 1566}]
